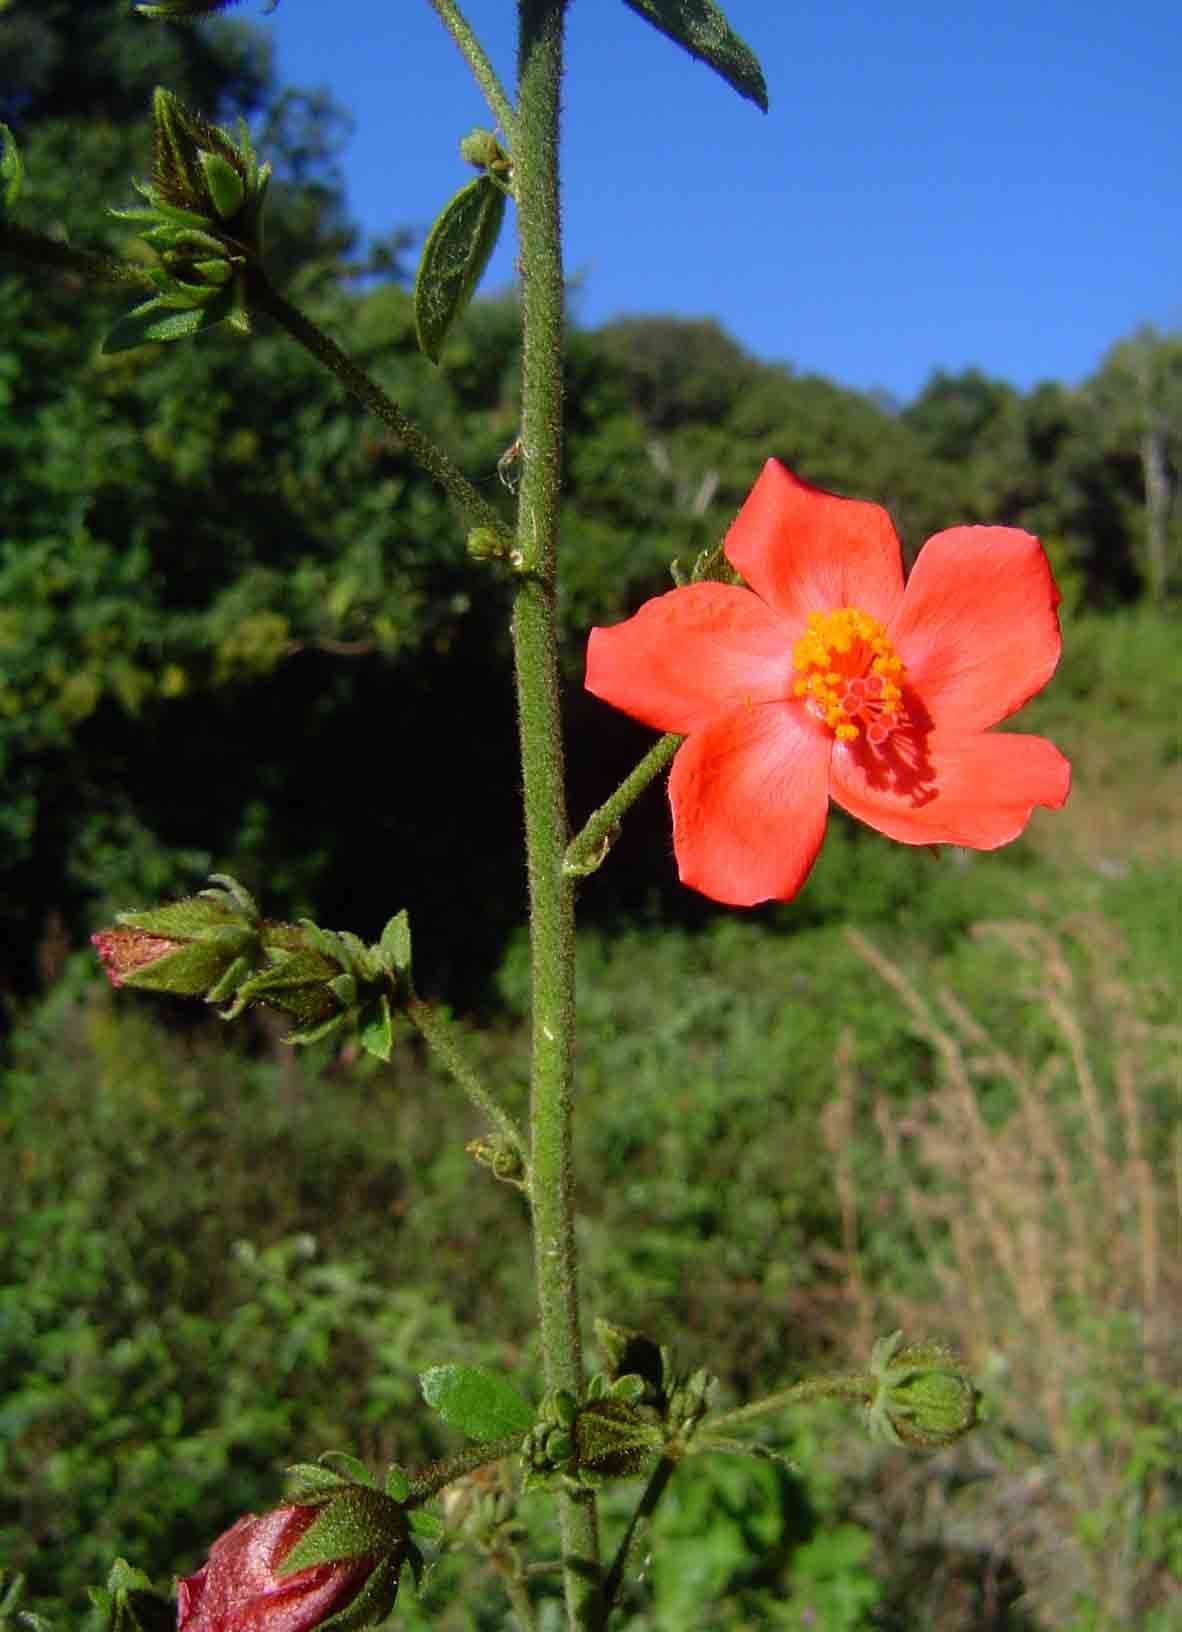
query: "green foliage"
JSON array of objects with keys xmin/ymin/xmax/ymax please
[
  {"xmin": 3, "ymin": 8, "xmax": 1181, "ymax": 1625},
  {"xmin": 611, "ymin": 1451, "xmax": 879, "ymax": 1629},
  {"xmin": 414, "ymin": 172, "xmax": 509, "ymax": 365},
  {"xmin": 419, "ymin": 1367, "xmax": 534, "ymax": 1443},
  {"xmin": 4, "ymin": 772, "xmax": 1180, "ymax": 1625}
]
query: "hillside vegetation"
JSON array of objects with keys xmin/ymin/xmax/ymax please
[{"xmin": 1, "ymin": 5, "xmax": 1179, "ymax": 1628}]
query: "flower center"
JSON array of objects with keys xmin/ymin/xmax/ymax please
[{"xmin": 792, "ymin": 607, "xmax": 906, "ymax": 746}]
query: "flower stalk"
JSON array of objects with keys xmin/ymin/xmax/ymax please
[
  {"xmin": 428, "ymin": 0, "xmax": 518, "ymax": 143},
  {"xmin": 246, "ymin": 267, "xmax": 514, "ymax": 548},
  {"xmin": 406, "ymin": 994, "xmax": 526, "ymax": 1156},
  {"xmin": 564, "ymin": 731, "xmax": 682, "ymax": 877}
]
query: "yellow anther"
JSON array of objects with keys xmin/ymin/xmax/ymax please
[{"xmin": 791, "ymin": 606, "xmax": 907, "ymax": 746}]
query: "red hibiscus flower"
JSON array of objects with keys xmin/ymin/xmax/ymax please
[
  {"xmin": 585, "ymin": 460, "xmax": 1070, "ymax": 907},
  {"xmin": 176, "ymin": 1505, "xmax": 381, "ymax": 1632}
]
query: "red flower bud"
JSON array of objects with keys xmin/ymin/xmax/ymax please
[
  {"xmin": 92, "ymin": 928, "xmax": 182, "ymax": 987},
  {"xmin": 176, "ymin": 1505, "xmax": 378, "ymax": 1632}
]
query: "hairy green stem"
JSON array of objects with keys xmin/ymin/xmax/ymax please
[
  {"xmin": 0, "ymin": 222, "xmax": 153, "ymax": 288},
  {"xmin": 599, "ymin": 1454, "xmax": 677, "ymax": 1623},
  {"xmin": 406, "ymin": 994, "xmax": 526, "ymax": 1154},
  {"xmin": 407, "ymin": 1433, "xmax": 527, "ymax": 1502},
  {"xmin": 564, "ymin": 733, "xmax": 682, "ymax": 877},
  {"xmin": 428, "ymin": 0, "xmax": 518, "ymax": 143},
  {"xmin": 704, "ymin": 1373, "xmax": 873, "ymax": 1435},
  {"xmin": 248, "ymin": 269, "xmax": 513, "ymax": 545},
  {"xmin": 511, "ymin": 2, "xmax": 600, "ymax": 1626}
]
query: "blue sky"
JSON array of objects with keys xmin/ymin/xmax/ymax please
[{"xmin": 261, "ymin": 0, "xmax": 1180, "ymax": 403}]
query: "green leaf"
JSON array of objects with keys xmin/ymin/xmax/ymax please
[
  {"xmin": 420, "ymin": 1364, "xmax": 534, "ymax": 1442},
  {"xmin": 414, "ymin": 176, "xmax": 507, "ymax": 364},
  {"xmin": 408, "ymin": 1508, "xmax": 444, "ymax": 1542},
  {"xmin": 102, "ymin": 295, "xmax": 227, "ymax": 354},
  {"xmin": 199, "ymin": 149, "xmax": 245, "ymax": 220},
  {"xmin": 359, "ymin": 993, "xmax": 394, "ymax": 1063},
  {"xmin": 1, "ymin": 123, "xmax": 23, "ymax": 211},
  {"xmin": 319, "ymin": 1451, "xmax": 377, "ymax": 1487},
  {"xmin": 285, "ymin": 1462, "xmax": 351, "ymax": 1497},
  {"xmin": 621, "ymin": 0, "xmax": 768, "ymax": 112},
  {"xmin": 378, "ymin": 910, "xmax": 412, "ymax": 975}
]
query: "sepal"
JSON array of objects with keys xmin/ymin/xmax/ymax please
[
  {"xmin": 277, "ymin": 1487, "xmax": 410, "ymax": 1575},
  {"xmin": 521, "ymin": 1389, "xmax": 663, "ymax": 1490}
]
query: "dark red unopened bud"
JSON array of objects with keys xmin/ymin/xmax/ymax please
[
  {"xmin": 177, "ymin": 1502, "xmax": 399, "ymax": 1632},
  {"xmin": 92, "ymin": 928, "xmax": 182, "ymax": 987}
]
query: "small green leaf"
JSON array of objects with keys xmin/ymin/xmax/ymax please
[
  {"xmin": 102, "ymin": 295, "xmax": 230, "ymax": 354},
  {"xmin": 378, "ymin": 910, "xmax": 412, "ymax": 975},
  {"xmin": 319, "ymin": 1451, "xmax": 376, "ymax": 1487},
  {"xmin": 1, "ymin": 123, "xmax": 23, "ymax": 210},
  {"xmin": 384, "ymin": 1464, "xmax": 412, "ymax": 1500},
  {"xmin": 414, "ymin": 175, "xmax": 506, "ymax": 364},
  {"xmin": 420, "ymin": 1364, "xmax": 534, "ymax": 1442},
  {"xmin": 199, "ymin": 148, "xmax": 245, "ymax": 219},
  {"xmin": 359, "ymin": 993, "xmax": 394, "ymax": 1063},
  {"xmin": 408, "ymin": 1508, "xmax": 444, "ymax": 1542},
  {"xmin": 621, "ymin": 0, "xmax": 768, "ymax": 112},
  {"xmin": 285, "ymin": 1462, "xmax": 351, "ymax": 1497}
]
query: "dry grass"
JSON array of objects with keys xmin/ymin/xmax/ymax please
[{"xmin": 822, "ymin": 918, "xmax": 1182, "ymax": 1630}]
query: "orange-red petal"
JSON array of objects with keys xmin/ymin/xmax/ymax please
[
  {"xmin": 888, "ymin": 527, "xmax": 1062, "ymax": 732},
  {"xmin": 668, "ymin": 702, "xmax": 832, "ymax": 905},
  {"xmin": 829, "ymin": 727, "xmax": 1071, "ymax": 849},
  {"xmin": 586, "ymin": 583, "xmax": 794, "ymax": 735},
  {"xmin": 724, "ymin": 459, "xmax": 906, "ymax": 627}
]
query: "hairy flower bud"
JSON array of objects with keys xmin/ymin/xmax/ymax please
[
  {"xmin": 105, "ymin": 89, "xmax": 272, "ymax": 351},
  {"xmin": 92, "ymin": 876, "xmax": 262, "ymax": 1000},
  {"xmin": 865, "ymin": 1331, "xmax": 979, "ymax": 1450},
  {"xmin": 177, "ymin": 1495, "xmax": 407, "ymax": 1632}
]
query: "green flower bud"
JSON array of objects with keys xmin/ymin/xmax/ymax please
[
  {"xmin": 572, "ymin": 1399, "xmax": 663, "ymax": 1480},
  {"xmin": 459, "ymin": 128, "xmax": 511, "ymax": 180},
  {"xmin": 866, "ymin": 1331, "xmax": 979, "ymax": 1450}
]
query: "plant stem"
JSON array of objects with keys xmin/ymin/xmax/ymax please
[
  {"xmin": 564, "ymin": 733, "xmax": 682, "ymax": 877},
  {"xmin": 704, "ymin": 1373, "xmax": 872, "ymax": 1435},
  {"xmin": 499, "ymin": 1565, "xmax": 538, "ymax": 1632},
  {"xmin": 406, "ymin": 994, "xmax": 526, "ymax": 1154},
  {"xmin": 428, "ymin": 0, "xmax": 518, "ymax": 143},
  {"xmin": 248, "ymin": 269, "xmax": 513, "ymax": 545},
  {"xmin": 0, "ymin": 222, "xmax": 154, "ymax": 288},
  {"xmin": 511, "ymin": 2, "xmax": 599, "ymax": 1626},
  {"xmin": 599, "ymin": 1455, "xmax": 677, "ymax": 1623},
  {"xmin": 407, "ymin": 1433, "xmax": 527, "ymax": 1501}
]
